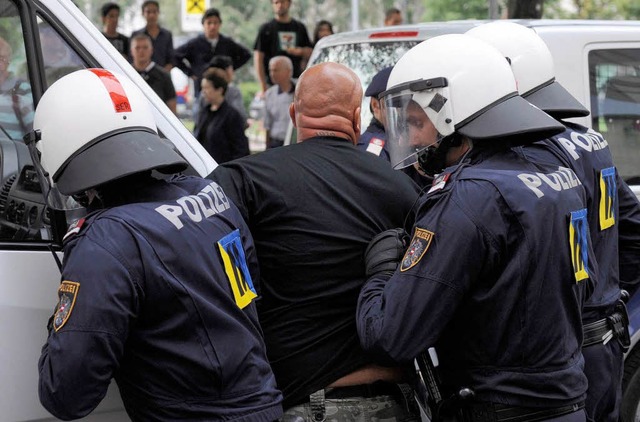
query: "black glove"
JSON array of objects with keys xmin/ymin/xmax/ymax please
[{"xmin": 365, "ymin": 228, "xmax": 410, "ymax": 278}]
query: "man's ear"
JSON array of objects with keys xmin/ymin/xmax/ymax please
[
  {"xmin": 289, "ymin": 103, "xmax": 297, "ymax": 128},
  {"xmin": 353, "ymin": 106, "xmax": 361, "ymax": 135}
]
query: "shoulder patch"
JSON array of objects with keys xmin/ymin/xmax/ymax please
[
  {"xmin": 428, "ymin": 173, "xmax": 451, "ymax": 194},
  {"xmin": 63, "ymin": 218, "xmax": 86, "ymax": 242},
  {"xmin": 400, "ymin": 228, "xmax": 434, "ymax": 272},
  {"xmin": 217, "ymin": 229, "xmax": 258, "ymax": 309},
  {"xmin": 365, "ymin": 137, "xmax": 385, "ymax": 156},
  {"xmin": 53, "ymin": 281, "xmax": 80, "ymax": 332}
]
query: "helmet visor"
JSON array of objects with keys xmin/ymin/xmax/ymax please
[{"xmin": 382, "ymin": 88, "xmax": 443, "ymax": 170}]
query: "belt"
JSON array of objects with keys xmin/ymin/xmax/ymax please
[
  {"xmin": 583, "ymin": 306, "xmax": 630, "ymax": 351},
  {"xmin": 323, "ymin": 381, "xmax": 400, "ymax": 399},
  {"xmin": 463, "ymin": 401, "xmax": 584, "ymax": 422},
  {"xmin": 583, "ymin": 318, "xmax": 612, "ymax": 347}
]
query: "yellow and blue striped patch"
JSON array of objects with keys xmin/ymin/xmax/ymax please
[{"xmin": 217, "ymin": 230, "xmax": 257, "ymax": 309}]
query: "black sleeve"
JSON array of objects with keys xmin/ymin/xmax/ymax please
[
  {"xmin": 230, "ymin": 38, "xmax": 251, "ymax": 70},
  {"xmin": 173, "ymin": 40, "xmax": 192, "ymax": 76},
  {"xmin": 226, "ymin": 109, "xmax": 250, "ymax": 160}
]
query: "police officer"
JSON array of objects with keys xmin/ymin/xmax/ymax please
[
  {"xmin": 33, "ymin": 69, "xmax": 283, "ymax": 421},
  {"xmin": 467, "ymin": 21, "xmax": 640, "ymax": 422},
  {"xmin": 357, "ymin": 66, "xmax": 393, "ymax": 160},
  {"xmin": 357, "ymin": 34, "xmax": 593, "ymax": 421},
  {"xmin": 357, "ymin": 66, "xmax": 433, "ymax": 188}
]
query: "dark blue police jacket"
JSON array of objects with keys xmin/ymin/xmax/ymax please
[
  {"xmin": 519, "ymin": 122, "xmax": 640, "ymax": 321},
  {"xmin": 356, "ymin": 118, "xmax": 390, "ymax": 161},
  {"xmin": 38, "ymin": 175, "xmax": 282, "ymax": 422},
  {"xmin": 357, "ymin": 147, "xmax": 594, "ymax": 407}
]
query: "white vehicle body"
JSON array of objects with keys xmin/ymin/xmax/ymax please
[{"xmin": 0, "ymin": 0, "xmax": 215, "ymax": 420}]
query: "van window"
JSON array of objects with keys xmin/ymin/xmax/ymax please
[
  {"xmin": 589, "ymin": 48, "xmax": 640, "ymax": 183},
  {"xmin": 0, "ymin": 3, "xmax": 88, "ymax": 245},
  {"xmin": 0, "ymin": 1, "xmax": 33, "ymax": 142},
  {"xmin": 37, "ymin": 15, "xmax": 85, "ymax": 88},
  {"xmin": 312, "ymin": 41, "xmax": 419, "ymax": 130}
]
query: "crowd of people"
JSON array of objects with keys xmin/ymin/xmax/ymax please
[
  {"xmin": 97, "ymin": 0, "xmax": 405, "ymax": 163},
  {"xmin": 29, "ymin": 3, "xmax": 640, "ymax": 422}
]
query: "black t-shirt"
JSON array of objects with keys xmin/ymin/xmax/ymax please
[
  {"xmin": 209, "ymin": 137, "xmax": 420, "ymax": 408},
  {"xmin": 138, "ymin": 64, "xmax": 176, "ymax": 103},
  {"xmin": 254, "ymin": 19, "xmax": 312, "ymax": 82}
]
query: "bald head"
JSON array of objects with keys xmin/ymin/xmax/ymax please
[{"xmin": 290, "ymin": 62, "xmax": 363, "ymax": 144}]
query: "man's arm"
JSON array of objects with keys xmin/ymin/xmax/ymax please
[
  {"xmin": 39, "ymin": 237, "xmax": 137, "ymax": 420},
  {"xmin": 618, "ymin": 178, "xmax": 640, "ymax": 296},
  {"xmin": 229, "ymin": 37, "xmax": 251, "ymax": 70},
  {"xmin": 254, "ymin": 50, "xmax": 267, "ymax": 95},
  {"xmin": 172, "ymin": 40, "xmax": 192, "ymax": 76}
]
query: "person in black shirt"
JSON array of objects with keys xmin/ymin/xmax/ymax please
[
  {"xmin": 209, "ymin": 62, "xmax": 420, "ymax": 420},
  {"xmin": 100, "ymin": 3, "xmax": 128, "ymax": 59},
  {"xmin": 253, "ymin": 0, "xmax": 312, "ymax": 95},
  {"xmin": 130, "ymin": 34, "xmax": 176, "ymax": 114}
]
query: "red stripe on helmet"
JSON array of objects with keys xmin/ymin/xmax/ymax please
[{"xmin": 88, "ymin": 68, "xmax": 132, "ymax": 113}]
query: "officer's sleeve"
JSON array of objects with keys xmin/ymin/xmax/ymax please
[
  {"xmin": 38, "ymin": 236, "xmax": 140, "ymax": 420},
  {"xmin": 618, "ymin": 178, "xmax": 640, "ymax": 296},
  {"xmin": 357, "ymin": 185, "xmax": 497, "ymax": 363}
]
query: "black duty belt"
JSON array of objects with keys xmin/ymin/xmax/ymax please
[
  {"xmin": 582, "ymin": 301, "xmax": 630, "ymax": 351},
  {"xmin": 461, "ymin": 401, "xmax": 584, "ymax": 422},
  {"xmin": 323, "ymin": 381, "xmax": 400, "ymax": 399}
]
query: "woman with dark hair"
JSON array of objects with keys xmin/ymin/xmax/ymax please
[
  {"xmin": 313, "ymin": 20, "xmax": 334, "ymax": 46},
  {"xmin": 194, "ymin": 68, "xmax": 249, "ymax": 163}
]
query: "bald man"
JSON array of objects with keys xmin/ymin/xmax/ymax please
[
  {"xmin": 208, "ymin": 62, "xmax": 420, "ymax": 420},
  {"xmin": 264, "ymin": 55, "xmax": 294, "ymax": 148}
]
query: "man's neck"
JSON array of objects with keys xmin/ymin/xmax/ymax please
[
  {"xmin": 133, "ymin": 60, "xmax": 152, "ymax": 71},
  {"xmin": 146, "ymin": 23, "xmax": 160, "ymax": 32},
  {"xmin": 278, "ymin": 79, "xmax": 293, "ymax": 93},
  {"xmin": 275, "ymin": 14, "xmax": 291, "ymax": 23}
]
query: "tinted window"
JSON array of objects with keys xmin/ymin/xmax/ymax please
[{"xmin": 590, "ymin": 48, "xmax": 640, "ymax": 183}]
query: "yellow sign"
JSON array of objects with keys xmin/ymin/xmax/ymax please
[{"xmin": 186, "ymin": 0, "xmax": 206, "ymax": 15}]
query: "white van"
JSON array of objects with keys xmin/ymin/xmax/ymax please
[
  {"xmin": 304, "ymin": 19, "xmax": 640, "ymax": 421},
  {"xmin": 303, "ymin": 20, "xmax": 640, "ymax": 201},
  {"xmin": 0, "ymin": 0, "xmax": 215, "ymax": 420}
]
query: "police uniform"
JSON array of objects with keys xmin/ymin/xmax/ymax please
[
  {"xmin": 518, "ymin": 122, "xmax": 640, "ymax": 421},
  {"xmin": 356, "ymin": 67, "xmax": 394, "ymax": 161},
  {"xmin": 357, "ymin": 147, "xmax": 593, "ymax": 418},
  {"xmin": 357, "ymin": 117, "xmax": 390, "ymax": 160},
  {"xmin": 38, "ymin": 175, "xmax": 283, "ymax": 421},
  {"xmin": 209, "ymin": 137, "xmax": 420, "ymax": 413}
]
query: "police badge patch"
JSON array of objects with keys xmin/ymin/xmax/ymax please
[
  {"xmin": 53, "ymin": 281, "xmax": 80, "ymax": 331},
  {"xmin": 400, "ymin": 228, "xmax": 434, "ymax": 272}
]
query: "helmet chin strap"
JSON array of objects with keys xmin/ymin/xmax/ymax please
[{"xmin": 416, "ymin": 133, "xmax": 464, "ymax": 176}]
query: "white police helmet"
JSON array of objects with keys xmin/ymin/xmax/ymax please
[
  {"xmin": 381, "ymin": 34, "xmax": 565, "ymax": 171},
  {"xmin": 30, "ymin": 68, "xmax": 187, "ymax": 197},
  {"xmin": 466, "ymin": 21, "xmax": 589, "ymax": 119}
]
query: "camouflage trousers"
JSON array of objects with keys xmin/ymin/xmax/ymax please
[{"xmin": 280, "ymin": 388, "xmax": 420, "ymax": 422}]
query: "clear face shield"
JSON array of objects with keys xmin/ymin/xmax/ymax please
[
  {"xmin": 23, "ymin": 130, "xmax": 85, "ymax": 240},
  {"xmin": 380, "ymin": 77, "xmax": 455, "ymax": 175}
]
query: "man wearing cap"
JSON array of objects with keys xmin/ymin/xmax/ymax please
[
  {"xmin": 357, "ymin": 66, "xmax": 393, "ymax": 160},
  {"xmin": 357, "ymin": 34, "xmax": 593, "ymax": 421},
  {"xmin": 357, "ymin": 66, "xmax": 433, "ymax": 188}
]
